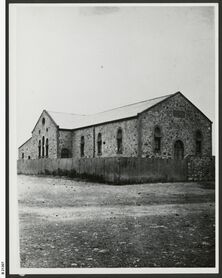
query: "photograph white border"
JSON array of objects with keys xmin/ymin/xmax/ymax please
[
  {"xmin": 1, "ymin": 0, "xmax": 6, "ymax": 277},
  {"xmin": 8, "ymin": 2, "xmax": 219, "ymax": 275}
]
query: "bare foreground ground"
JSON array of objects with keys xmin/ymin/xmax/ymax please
[{"xmin": 18, "ymin": 175, "xmax": 215, "ymax": 268}]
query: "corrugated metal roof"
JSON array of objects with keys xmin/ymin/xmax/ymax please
[
  {"xmin": 46, "ymin": 112, "xmax": 86, "ymax": 130},
  {"xmin": 47, "ymin": 93, "xmax": 173, "ymax": 130}
]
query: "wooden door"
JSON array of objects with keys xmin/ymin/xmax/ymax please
[{"xmin": 174, "ymin": 140, "xmax": 184, "ymax": 160}]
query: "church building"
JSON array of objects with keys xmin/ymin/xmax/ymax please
[{"xmin": 18, "ymin": 92, "xmax": 212, "ymax": 161}]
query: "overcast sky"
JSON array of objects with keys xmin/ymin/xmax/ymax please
[{"xmin": 10, "ymin": 4, "xmax": 217, "ymax": 153}]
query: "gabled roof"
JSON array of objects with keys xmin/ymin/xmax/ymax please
[
  {"xmin": 31, "ymin": 110, "xmax": 58, "ymax": 133},
  {"xmin": 46, "ymin": 111, "xmax": 86, "ymax": 130},
  {"xmin": 18, "ymin": 137, "xmax": 32, "ymax": 149},
  {"xmin": 47, "ymin": 93, "xmax": 173, "ymax": 130},
  {"xmin": 19, "ymin": 91, "xmax": 212, "ymax": 149}
]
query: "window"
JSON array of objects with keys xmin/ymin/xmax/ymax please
[
  {"xmin": 39, "ymin": 130, "xmax": 41, "ymax": 135},
  {"xmin": 42, "ymin": 136, "xmax": 45, "ymax": 157},
  {"xmin": 97, "ymin": 133, "xmax": 102, "ymax": 155},
  {"xmin": 46, "ymin": 138, "xmax": 49, "ymax": 157},
  {"xmin": 38, "ymin": 140, "xmax": 41, "ymax": 158},
  {"xmin": 42, "ymin": 117, "xmax": 45, "ymax": 125},
  {"xmin": 80, "ymin": 136, "xmax": 85, "ymax": 157},
  {"xmin": 28, "ymin": 156, "xmax": 31, "ymax": 159},
  {"xmin": 117, "ymin": 128, "xmax": 123, "ymax": 154},
  {"xmin": 154, "ymin": 126, "xmax": 161, "ymax": 152},
  {"xmin": 22, "ymin": 153, "xmax": 24, "ymax": 159},
  {"xmin": 196, "ymin": 130, "xmax": 202, "ymax": 155},
  {"xmin": 61, "ymin": 148, "xmax": 69, "ymax": 158}
]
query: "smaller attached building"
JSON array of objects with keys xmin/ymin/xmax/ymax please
[{"xmin": 18, "ymin": 92, "xmax": 212, "ymax": 160}]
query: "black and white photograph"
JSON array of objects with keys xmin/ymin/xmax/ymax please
[{"xmin": 8, "ymin": 2, "xmax": 218, "ymax": 275}]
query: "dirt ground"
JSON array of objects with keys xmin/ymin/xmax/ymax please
[{"xmin": 18, "ymin": 174, "xmax": 215, "ymax": 268}]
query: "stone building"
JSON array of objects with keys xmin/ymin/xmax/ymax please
[{"xmin": 18, "ymin": 92, "xmax": 212, "ymax": 160}]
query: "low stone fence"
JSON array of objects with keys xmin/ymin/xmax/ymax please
[
  {"xmin": 187, "ymin": 156, "xmax": 215, "ymax": 181},
  {"xmin": 17, "ymin": 156, "xmax": 215, "ymax": 184}
]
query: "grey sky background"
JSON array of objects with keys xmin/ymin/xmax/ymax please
[{"xmin": 12, "ymin": 5, "xmax": 216, "ymax": 153}]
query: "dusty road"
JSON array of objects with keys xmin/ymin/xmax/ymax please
[{"xmin": 18, "ymin": 175, "xmax": 215, "ymax": 268}]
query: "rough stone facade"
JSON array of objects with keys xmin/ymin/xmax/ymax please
[
  {"xmin": 72, "ymin": 127, "xmax": 94, "ymax": 158},
  {"xmin": 187, "ymin": 156, "xmax": 215, "ymax": 181},
  {"xmin": 140, "ymin": 93, "xmax": 212, "ymax": 158},
  {"xmin": 18, "ymin": 93, "xmax": 212, "ymax": 161},
  {"xmin": 71, "ymin": 119, "xmax": 138, "ymax": 158},
  {"xmin": 18, "ymin": 138, "xmax": 33, "ymax": 160},
  {"xmin": 94, "ymin": 119, "xmax": 138, "ymax": 157},
  {"xmin": 58, "ymin": 130, "xmax": 73, "ymax": 158},
  {"xmin": 18, "ymin": 110, "xmax": 58, "ymax": 159}
]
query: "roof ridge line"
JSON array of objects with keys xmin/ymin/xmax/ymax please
[
  {"xmin": 89, "ymin": 93, "xmax": 174, "ymax": 115},
  {"xmin": 47, "ymin": 110, "xmax": 86, "ymax": 116},
  {"xmin": 46, "ymin": 93, "xmax": 175, "ymax": 116}
]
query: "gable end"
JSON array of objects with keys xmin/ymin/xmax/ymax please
[
  {"xmin": 32, "ymin": 110, "xmax": 58, "ymax": 133},
  {"xmin": 138, "ymin": 91, "xmax": 212, "ymax": 124}
]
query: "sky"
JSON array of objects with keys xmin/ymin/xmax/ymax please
[{"xmin": 10, "ymin": 4, "xmax": 217, "ymax": 153}]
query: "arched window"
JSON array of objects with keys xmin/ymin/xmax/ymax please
[
  {"xmin": 42, "ymin": 136, "xmax": 45, "ymax": 157},
  {"xmin": 117, "ymin": 128, "xmax": 123, "ymax": 154},
  {"xmin": 38, "ymin": 140, "xmax": 41, "ymax": 158},
  {"xmin": 61, "ymin": 148, "xmax": 69, "ymax": 158},
  {"xmin": 80, "ymin": 136, "xmax": 85, "ymax": 157},
  {"xmin": 28, "ymin": 156, "xmax": 31, "ymax": 159},
  {"xmin": 46, "ymin": 138, "xmax": 49, "ymax": 157},
  {"xmin": 196, "ymin": 130, "xmax": 202, "ymax": 155},
  {"xmin": 154, "ymin": 126, "xmax": 161, "ymax": 152},
  {"xmin": 42, "ymin": 117, "xmax": 45, "ymax": 125},
  {"xmin": 97, "ymin": 133, "xmax": 102, "ymax": 155}
]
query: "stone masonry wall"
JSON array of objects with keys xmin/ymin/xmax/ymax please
[
  {"xmin": 72, "ymin": 127, "xmax": 94, "ymax": 158},
  {"xmin": 72, "ymin": 119, "xmax": 138, "ymax": 158},
  {"xmin": 18, "ymin": 138, "xmax": 33, "ymax": 160},
  {"xmin": 19, "ymin": 93, "xmax": 212, "ymax": 161},
  {"xmin": 18, "ymin": 111, "xmax": 58, "ymax": 159},
  {"xmin": 94, "ymin": 119, "xmax": 138, "ymax": 157},
  {"xmin": 58, "ymin": 130, "xmax": 73, "ymax": 158},
  {"xmin": 187, "ymin": 156, "xmax": 215, "ymax": 181},
  {"xmin": 140, "ymin": 93, "xmax": 212, "ymax": 158}
]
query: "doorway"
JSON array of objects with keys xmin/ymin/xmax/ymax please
[
  {"xmin": 174, "ymin": 140, "xmax": 184, "ymax": 160},
  {"xmin": 61, "ymin": 148, "xmax": 69, "ymax": 158}
]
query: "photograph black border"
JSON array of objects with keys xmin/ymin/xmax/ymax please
[{"xmin": 5, "ymin": 0, "xmax": 222, "ymax": 277}]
